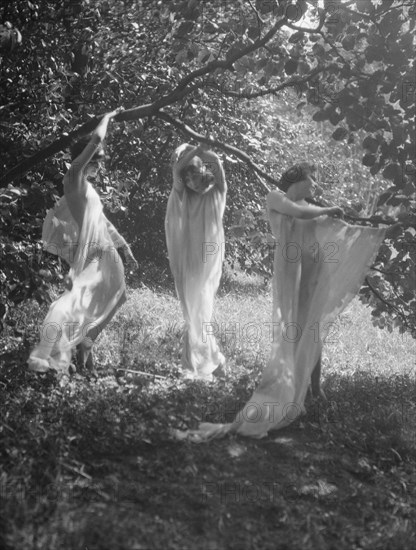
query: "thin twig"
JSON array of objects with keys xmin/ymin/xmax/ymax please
[
  {"xmin": 364, "ymin": 276, "xmax": 404, "ymax": 319},
  {"xmin": 247, "ymin": 0, "xmax": 265, "ymax": 26},
  {"xmin": 116, "ymin": 368, "xmax": 166, "ymax": 380},
  {"xmin": 61, "ymin": 462, "xmax": 92, "ymax": 479},
  {"xmin": 214, "ymin": 66, "xmax": 327, "ymax": 100}
]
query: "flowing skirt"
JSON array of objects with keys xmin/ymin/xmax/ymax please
[
  {"xmin": 178, "ymin": 214, "xmax": 386, "ymax": 439},
  {"xmin": 28, "ymin": 186, "xmax": 126, "ymax": 373},
  {"xmin": 165, "ymin": 186, "xmax": 226, "ymax": 379}
]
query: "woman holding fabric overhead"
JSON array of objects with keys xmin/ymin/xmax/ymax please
[
  {"xmin": 28, "ymin": 108, "xmax": 137, "ymax": 376},
  {"xmin": 180, "ymin": 161, "xmax": 386, "ymax": 439},
  {"xmin": 165, "ymin": 142, "xmax": 227, "ymax": 381}
]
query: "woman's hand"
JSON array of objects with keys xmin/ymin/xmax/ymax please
[
  {"xmin": 103, "ymin": 106, "xmax": 124, "ymax": 120},
  {"xmin": 326, "ymin": 206, "xmax": 344, "ymax": 218},
  {"xmin": 63, "ymin": 275, "xmax": 73, "ymax": 291},
  {"xmin": 126, "ymin": 256, "xmax": 139, "ymax": 277},
  {"xmin": 93, "ymin": 107, "xmax": 123, "ymax": 143},
  {"xmin": 199, "ymin": 142, "xmax": 210, "ymax": 152},
  {"xmin": 124, "ymin": 246, "xmax": 138, "ymax": 272},
  {"xmin": 198, "ymin": 134, "xmax": 214, "ymax": 152},
  {"xmin": 199, "ymin": 140, "xmax": 220, "ymax": 163}
]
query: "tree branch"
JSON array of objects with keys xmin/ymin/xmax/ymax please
[
  {"xmin": 318, "ymin": 30, "xmax": 349, "ymax": 67},
  {"xmin": 342, "ymin": 214, "xmax": 398, "ymax": 227},
  {"xmin": 0, "ymin": 103, "xmax": 158, "ymax": 187},
  {"xmin": 364, "ymin": 275, "xmax": 406, "ymax": 321},
  {"xmin": 156, "ymin": 111, "xmax": 274, "ymax": 192},
  {"xmin": 247, "ymin": 0, "xmax": 265, "ymax": 26},
  {"xmin": 215, "ymin": 66, "xmax": 327, "ymax": 99},
  {"xmin": 0, "ymin": 16, "xmax": 288, "ymax": 187},
  {"xmin": 157, "ymin": 15, "xmax": 288, "ymax": 108},
  {"xmin": 154, "ymin": 111, "xmax": 416, "ymax": 230}
]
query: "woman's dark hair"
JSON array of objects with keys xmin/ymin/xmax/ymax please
[
  {"xmin": 181, "ymin": 162, "xmax": 215, "ymax": 190},
  {"xmin": 70, "ymin": 135, "xmax": 105, "ymax": 161},
  {"xmin": 179, "ymin": 156, "xmax": 201, "ymax": 184},
  {"xmin": 279, "ymin": 162, "xmax": 316, "ymax": 193}
]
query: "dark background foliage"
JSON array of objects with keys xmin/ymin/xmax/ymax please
[{"xmin": 1, "ymin": 0, "xmax": 415, "ymax": 335}]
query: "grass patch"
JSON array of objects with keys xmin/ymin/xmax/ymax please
[{"xmin": 1, "ymin": 269, "xmax": 415, "ymax": 549}]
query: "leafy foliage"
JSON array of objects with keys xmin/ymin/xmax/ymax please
[{"xmin": 0, "ymin": 0, "xmax": 415, "ymax": 336}]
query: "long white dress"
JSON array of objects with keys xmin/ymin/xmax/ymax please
[
  {"xmin": 165, "ymin": 145, "xmax": 226, "ymax": 380},
  {"xmin": 179, "ymin": 207, "xmax": 386, "ymax": 439},
  {"xmin": 28, "ymin": 182, "xmax": 126, "ymax": 373}
]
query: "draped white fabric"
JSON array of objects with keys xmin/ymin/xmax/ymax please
[
  {"xmin": 28, "ymin": 183, "xmax": 126, "ymax": 373},
  {"xmin": 165, "ymin": 145, "xmax": 226, "ymax": 379},
  {"xmin": 181, "ymin": 211, "xmax": 386, "ymax": 440}
]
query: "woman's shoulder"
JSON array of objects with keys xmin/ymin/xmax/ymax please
[{"xmin": 266, "ymin": 189, "xmax": 285, "ymax": 210}]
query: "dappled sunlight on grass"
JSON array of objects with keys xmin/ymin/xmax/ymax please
[
  {"xmin": 324, "ymin": 299, "xmax": 416, "ymax": 380},
  {"xmin": 95, "ymin": 276, "xmax": 415, "ymax": 391},
  {"xmin": 1, "ymin": 272, "xmax": 415, "ymax": 550}
]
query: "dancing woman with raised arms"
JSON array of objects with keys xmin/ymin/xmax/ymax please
[
  {"xmin": 28, "ymin": 109, "xmax": 137, "ymax": 375},
  {"xmin": 165, "ymin": 142, "xmax": 227, "ymax": 381}
]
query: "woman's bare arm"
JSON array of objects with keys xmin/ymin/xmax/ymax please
[
  {"xmin": 64, "ymin": 108, "xmax": 121, "ymax": 197},
  {"xmin": 105, "ymin": 217, "xmax": 128, "ymax": 248},
  {"xmin": 172, "ymin": 144, "xmax": 204, "ymax": 196},
  {"xmin": 200, "ymin": 150, "xmax": 227, "ymax": 194},
  {"xmin": 267, "ymin": 190, "xmax": 342, "ymax": 219},
  {"xmin": 105, "ymin": 218, "xmax": 138, "ymax": 270},
  {"xmin": 174, "ymin": 145, "xmax": 203, "ymax": 173}
]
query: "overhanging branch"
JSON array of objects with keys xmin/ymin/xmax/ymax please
[
  {"xmin": 0, "ymin": 103, "xmax": 157, "ymax": 187},
  {"xmin": 215, "ymin": 66, "xmax": 327, "ymax": 99},
  {"xmin": 153, "ymin": 112, "xmax": 416, "ymax": 229},
  {"xmin": 156, "ymin": 111, "xmax": 274, "ymax": 193},
  {"xmin": 0, "ymin": 16, "xmax": 288, "ymax": 187},
  {"xmin": 364, "ymin": 275, "xmax": 406, "ymax": 322},
  {"xmin": 170, "ymin": 16, "xmax": 288, "ymax": 95}
]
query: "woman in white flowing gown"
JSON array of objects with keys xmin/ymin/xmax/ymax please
[
  {"xmin": 28, "ymin": 109, "xmax": 137, "ymax": 375},
  {"xmin": 165, "ymin": 142, "xmax": 227, "ymax": 381},
  {"xmin": 181, "ymin": 162, "xmax": 386, "ymax": 439}
]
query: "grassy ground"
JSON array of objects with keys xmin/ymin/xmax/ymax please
[{"xmin": 1, "ymin": 269, "xmax": 415, "ymax": 550}]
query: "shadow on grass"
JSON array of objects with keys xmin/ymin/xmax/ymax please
[
  {"xmin": 1, "ymin": 347, "xmax": 415, "ymax": 550},
  {"xmin": 134, "ymin": 260, "xmax": 270, "ymax": 299}
]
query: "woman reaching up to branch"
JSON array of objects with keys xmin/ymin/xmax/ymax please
[
  {"xmin": 267, "ymin": 162, "xmax": 343, "ymax": 401},
  {"xmin": 230, "ymin": 162, "xmax": 385, "ymax": 436},
  {"xmin": 165, "ymin": 142, "xmax": 227, "ymax": 381},
  {"xmin": 28, "ymin": 108, "xmax": 138, "ymax": 376},
  {"xmin": 178, "ymin": 161, "xmax": 386, "ymax": 440}
]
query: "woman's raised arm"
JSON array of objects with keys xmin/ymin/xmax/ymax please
[
  {"xmin": 64, "ymin": 108, "xmax": 122, "ymax": 196},
  {"xmin": 267, "ymin": 190, "xmax": 342, "ymax": 219},
  {"xmin": 200, "ymin": 149, "xmax": 227, "ymax": 194},
  {"xmin": 174, "ymin": 144, "xmax": 203, "ymax": 173}
]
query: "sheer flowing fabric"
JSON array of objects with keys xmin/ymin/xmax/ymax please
[
  {"xmin": 182, "ymin": 212, "xmax": 385, "ymax": 440},
  {"xmin": 28, "ymin": 183, "xmax": 126, "ymax": 373},
  {"xmin": 165, "ymin": 145, "xmax": 226, "ymax": 380}
]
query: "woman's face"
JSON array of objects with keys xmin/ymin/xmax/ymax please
[
  {"xmin": 184, "ymin": 158, "xmax": 215, "ymax": 194},
  {"xmin": 85, "ymin": 159, "xmax": 103, "ymax": 179},
  {"xmin": 291, "ymin": 174, "xmax": 317, "ymax": 200}
]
